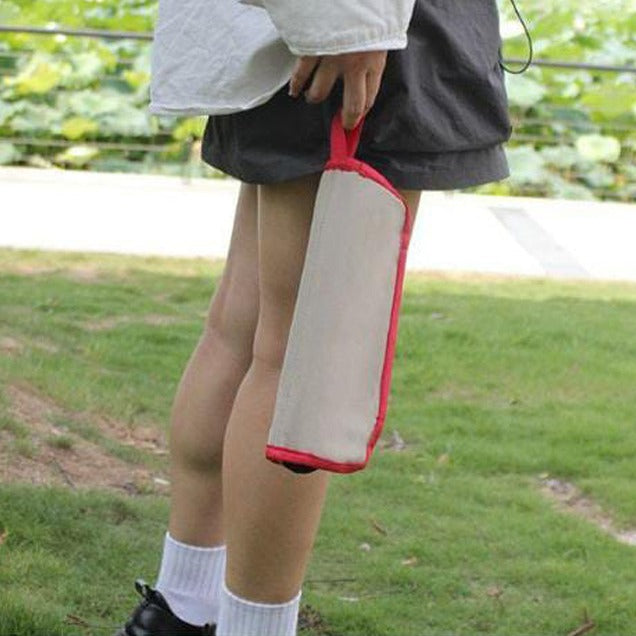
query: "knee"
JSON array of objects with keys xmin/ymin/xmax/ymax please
[
  {"xmin": 169, "ymin": 411, "xmax": 225, "ymax": 474},
  {"xmin": 204, "ymin": 314, "xmax": 255, "ymax": 365},
  {"xmin": 204, "ymin": 273, "xmax": 259, "ymax": 365}
]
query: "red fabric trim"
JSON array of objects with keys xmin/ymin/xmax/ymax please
[
  {"xmin": 266, "ymin": 445, "xmax": 366, "ymax": 474},
  {"xmin": 330, "ymin": 108, "xmax": 364, "ymax": 160},
  {"xmin": 366, "ymin": 200, "xmax": 412, "ymax": 459}
]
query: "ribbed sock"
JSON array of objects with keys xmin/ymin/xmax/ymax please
[
  {"xmin": 154, "ymin": 531, "xmax": 226, "ymax": 626},
  {"xmin": 217, "ymin": 579, "xmax": 302, "ymax": 636}
]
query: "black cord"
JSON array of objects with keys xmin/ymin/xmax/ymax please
[{"xmin": 500, "ymin": 0, "xmax": 533, "ymax": 74}]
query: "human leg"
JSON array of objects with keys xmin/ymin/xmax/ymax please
[
  {"xmin": 116, "ymin": 182, "xmax": 261, "ymax": 634},
  {"xmin": 167, "ymin": 181, "xmax": 260, "ymax": 547},
  {"xmin": 221, "ymin": 173, "xmax": 328, "ymax": 607},
  {"xmin": 217, "ymin": 175, "xmax": 421, "ymax": 635},
  {"xmin": 156, "ymin": 181, "xmax": 261, "ymax": 626}
]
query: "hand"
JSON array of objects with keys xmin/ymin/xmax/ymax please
[{"xmin": 288, "ymin": 51, "xmax": 388, "ymax": 130}]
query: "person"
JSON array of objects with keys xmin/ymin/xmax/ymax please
[{"xmin": 115, "ymin": 0, "xmax": 512, "ymax": 634}]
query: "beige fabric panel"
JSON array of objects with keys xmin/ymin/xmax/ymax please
[{"xmin": 268, "ymin": 169, "xmax": 405, "ymax": 464}]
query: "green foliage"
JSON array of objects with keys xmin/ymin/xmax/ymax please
[
  {"xmin": 0, "ymin": 0, "xmax": 165, "ymax": 171},
  {"xmin": 506, "ymin": 74, "xmax": 547, "ymax": 109},
  {"xmin": 0, "ymin": 0, "xmax": 633, "ymax": 199},
  {"xmin": 60, "ymin": 116, "xmax": 98, "ymax": 140},
  {"xmin": 171, "ymin": 116, "xmax": 207, "ymax": 142},
  {"xmin": 3, "ymin": 52, "xmax": 66, "ymax": 95},
  {"xmin": 489, "ymin": 0, "xmax": 636, "ymax": 200},
  {"xmin": 54, "ymin": 144, "xmax": 99, "ymax": 166},
  {"xmin": 576, "ymin": 134, "xmax": 621, "ymax": 163},
  {"xmin": 0, "ymin": 140, "xmax": 21, "ymax": 163}
]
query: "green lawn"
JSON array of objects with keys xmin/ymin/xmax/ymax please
[{"xmin": 1, "ymin": 247, "xmax": 635, "ymax": 636}]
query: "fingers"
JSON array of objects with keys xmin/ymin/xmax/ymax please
[
  {"xmin": 289, "ymin": 56, "xmax": 320, "ymax": 98},
  {"xmin": 304, "ymin": 58, "xmax": 340, "ymax": 104},
  {"xmin": 289, "ymin": 51, "xmax": 387, "ymax": 131},
  {"xmin": 342, "ymin": 69, "xmax": 367, "ymax": 130},
  {"xmin": 364, "ymin": 68, "xmax": 382, "ymax": 116}
]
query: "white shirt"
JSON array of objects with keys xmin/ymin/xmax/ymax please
[{"xmin": 148, "ymin": 0, "xmax": 417, "ymax": 116}]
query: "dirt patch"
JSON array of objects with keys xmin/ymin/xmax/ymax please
[
  {"xmin": 0, "ymin": 381, "xmax": 169, "ymax": 495},
  {"xmin": 87, "ymin": 410, "xmax": 168, "ymax": 456},
  {"xmin": 377, "ymin": 429, "xmax": 408, "ymax": 452},
  {"xmin": 298, "ymin": 604, "xmax": 339, "ymax": 635},
  {"xmin": 0, "ymin": 336, "xmax": 23, "ymax": 356},
  {"xmin": 1, "ymin": 333, "xmax": 60, "ymax": 355},
  {"xmin": 30, "ymin": 338, "xmax": 60, "ymax": 353},
  {"xmin": 10, "ymin": 265, "xmax": 60, "ymax": 276},
  {"xmin": 6, "ymin": 264, "xmax": 105, "ymax": 282},
  {"xmin": 79, "ymin": 313, "xmax": 188, "ymax": 331},
  {"xmin": 62, "ymin": 267, "xmax": 103, "ymax": 282},
  {"xmin": 539, "ymin": 477, "xmax": 636, "ymax": 546}
]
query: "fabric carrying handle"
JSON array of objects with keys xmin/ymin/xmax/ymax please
[{"xmin": 330, "ymin": 107, "xmax": 365, "ymax": 160}]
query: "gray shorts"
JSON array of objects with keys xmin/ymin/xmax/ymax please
[{"xmin": 201, "ymin": 0, "xmax": 512, "ymax": 190}]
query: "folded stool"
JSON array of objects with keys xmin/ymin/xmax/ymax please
[{"xmin": 266, "ymin": 108, "xmax": 415, "ymax": 474}]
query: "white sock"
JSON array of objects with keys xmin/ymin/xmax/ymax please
[
  {"xmin": 217, "ymin": 579, "xmax": 302, "ymax": 636},
  {"xmin": 155, "ymin": 531, "xmax": 226, "ymax": 626}
]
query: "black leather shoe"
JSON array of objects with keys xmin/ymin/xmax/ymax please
[{"xmin": 114, "ymin": 578, "xmax": 216, "ymax": 636}]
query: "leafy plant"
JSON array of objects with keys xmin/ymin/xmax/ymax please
[{"xmin": 487, "ymin": 0, "xmax": 636, "ymax": 200}]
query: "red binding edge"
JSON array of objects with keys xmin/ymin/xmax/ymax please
[{"xmin": 265, "ymin": 108, "xmax": 414, "ymax": 474}]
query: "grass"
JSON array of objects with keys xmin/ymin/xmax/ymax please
[
  {"xmin": 1, "ymin": 246, "xmax": 636, "ymax": 635},
  {"xmin": 45, "ymin": 434, "xmax": 75, "ymax": 450}
]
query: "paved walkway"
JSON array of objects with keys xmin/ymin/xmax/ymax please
[{"xmin": 2, "ymin": 166, "xmax": 635, "ymax": 282}]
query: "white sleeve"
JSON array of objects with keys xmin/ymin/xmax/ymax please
[{"xmin": 239, "ymin": 0, "xmax": 417, "ymax": 56}]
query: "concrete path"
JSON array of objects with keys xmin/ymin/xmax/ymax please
[{"xmin": 1, "ymin": 166, "xmax": 635, "ymax": 282}]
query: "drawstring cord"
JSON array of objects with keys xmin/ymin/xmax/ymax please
[{"xmin": 500, "ymin": 0, "xmax": 533, "ymax": 74}]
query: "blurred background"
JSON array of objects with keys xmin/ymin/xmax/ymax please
[{"xmin": 0, "ymin": 0, "xmax": 634, "ymax": 201}]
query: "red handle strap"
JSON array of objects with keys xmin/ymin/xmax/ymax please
[{"xmin": 330, "ymin": 107, "xmax": 365, "ymax": 161}]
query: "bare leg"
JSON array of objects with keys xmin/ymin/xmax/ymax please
[
  {"xmin": 222, "ymin": 174, "xmax": 422, "ymax": 603},
  {"xmin": 167, "ymin": 182, "xmax": 260, "ymax": 547}
]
